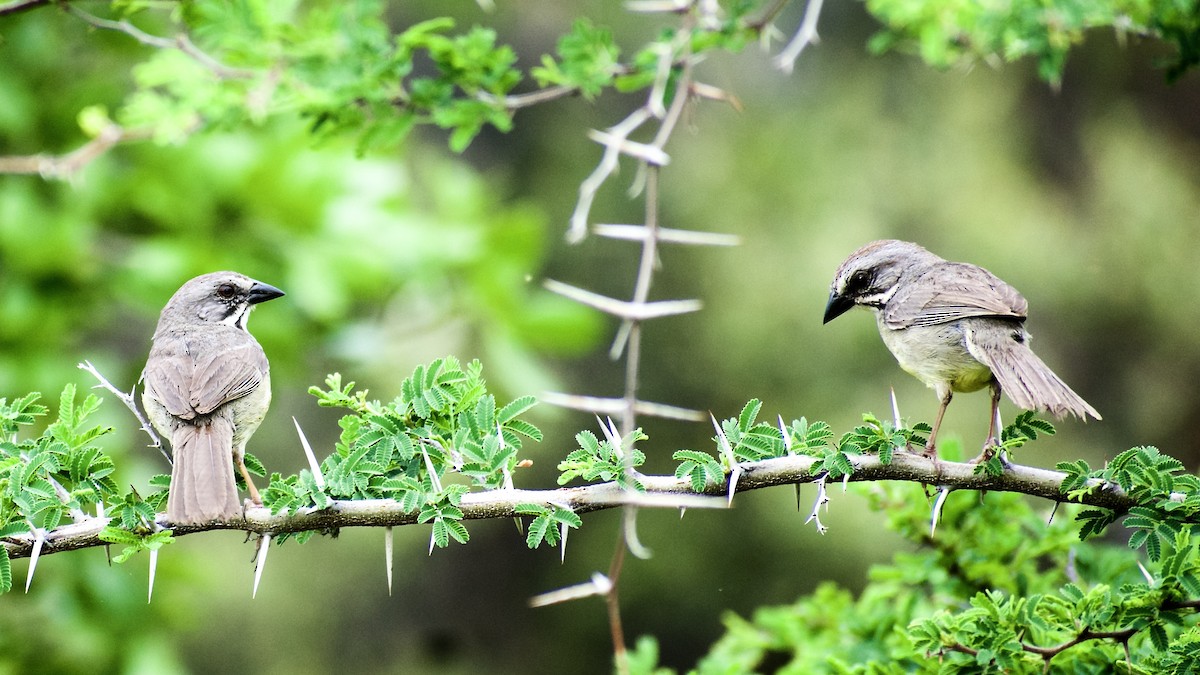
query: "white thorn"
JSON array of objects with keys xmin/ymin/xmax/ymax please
[
  {"xmin": 727, "ymin": 464, "xmax": 743, "ymax": 506},
  {"xmin": 420, "ymin": 445, "xmax": 443, "ymax": 493},
  {"xmin": 252, "ymin": 533, "xmax": 271, "ymax": 599},
  {"xmin": 294, "ymin": 417, "xmax": 325, "ymax": 488},
  {"xmin": 560, "ymin": 520, "xmax": 569, "ymax": 564},
  {"xmin": 624, "ymin": 507, "xmax": 652, "ymax": 559},
  {"xmin": 385, "ymin": 527, "xmax": 394, "ymax": 596},
  {"xmin": 25, "ymin": 528, "xmax": 44, "ymax": 593},
  {"xmin": 890, "ymin": 387, "xmax": 902, "ymax": 429},
  {"xmin": 842, "ymin": 472, "xmax": 850, "ymax": 493},
  {"xmin": 429, "ymin": 528, "xmax": 436, "ymax": 556},
  {"xmin": 596, "ymin": 416, "xmax": 624, "ymax": 460},
  {"xmin": 679, "ymin": 507, "xmax": 686, "ymax": 519},
  {"xmin": 805, "ymin": 475, "xmax": 829, "ymax": 534},
  {"xmin": 710, "ymin": 413, "xmax": 741, "ymax": 507},
  {"xmin": 710, "ymin": 413, "xmax": 734, "ymax": 463},
  {"xmin": 148, "ymin": 547, "xmax": 158, "ymax": 604},
  {"xmin": 930, "ymin": 487, "xmax": 951, "ymax": 538},
  {"xmin": 1137, "ymin": 560, "xmax": 1154, "ymax": 585},
  {"xmin": 529, "ymin": 572, "xmax": 613, "ymax": 607},
  {"xmin": 778, "ymin": 414, "xmax": 793, "ymax": 454}
]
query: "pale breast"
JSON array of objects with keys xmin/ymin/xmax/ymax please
[{"xmin": 877, "ymin": 317, "xmax": 994, "ymax": 393}]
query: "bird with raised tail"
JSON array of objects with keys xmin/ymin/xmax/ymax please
[
  {"xmin": 142, "ymin": 272, "xmax": 284, "ymax": 524},
  {"xmin": 823, "ymin": 240, "xmax": 1099, "ymax": 461}
]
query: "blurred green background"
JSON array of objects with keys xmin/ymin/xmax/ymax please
[{"xmin": 2, "ymin": 1, "xmax": 1199, "ymax": 673}]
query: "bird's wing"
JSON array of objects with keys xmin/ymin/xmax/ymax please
[
  {"xmin": 144, "ymin": 332, "xmax": 268, "ymax": 419},
  {"xmin": 143, "ymin": 355, "xmax": 199, "ymax": 420},
  {"xmin": 881, "ymin": 262, "xmax": 1028, "ymax": 329},
  {"xmin": 187, "ymin": 341, "xmax": 268, "ymax": 416}
]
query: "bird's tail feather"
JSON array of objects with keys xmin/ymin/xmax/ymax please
[
  {"xmin": 970, "ymin": 331, "xmax": 1100, "ymax": 421},
  {"xmin": 167, "ymin": 415, "xmax": 241, "ymax": 524}
]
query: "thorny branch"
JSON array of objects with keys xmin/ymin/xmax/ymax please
[
  {"xmin": 0, "ymin": 0, "xmax": 51, "ymax": 17},
  {"xmin": 64, "ymin": 4, "xmax": 254, "ymax": 79},
  {"xmin": 0, "ymin": 450, "xmax": 1146, "ymax": 560},
  {"xmin": 78, "ymin": 360, "xmax": 165, "ymax": 459},
  {"xmin": 0, "ymin": 125, "xmax": 152, "ymax": 181}
]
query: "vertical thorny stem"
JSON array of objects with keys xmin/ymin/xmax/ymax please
[
  {"xmin": 609, "ymin": 165, "xmax": 661, "ymax": 671},
  {"xmin": 543, "ymin": 2, "xmax": 782, "ymax": 669}
]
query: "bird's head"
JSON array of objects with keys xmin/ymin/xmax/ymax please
[
  {"xmin": 162, "ymin": 272, "xmax": 285, "ymax": 330},
  {"xmin": 823, "ymin": 240, "xmax": 933, "ymax": 324}
]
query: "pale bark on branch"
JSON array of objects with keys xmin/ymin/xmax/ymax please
[{"xmin": 1, "ymin": 451, "xmax": 1133, "ymax": 560}]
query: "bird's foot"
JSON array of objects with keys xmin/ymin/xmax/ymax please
[
  {"xmin": 919, "ymin": 443, "xmax": 945, "ymax": 480},
  {"xmin": 968, "ymin": 439, "xmax": 1010, "ymax": 468}
]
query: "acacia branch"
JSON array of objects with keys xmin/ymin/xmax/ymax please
[
  {"xmin": 1022, "ymin": 626, "xmax": 1139, "ymax": 659},
  {"xmin": 0, "ymin": 124, "xmax": 151, "ymax": 180},
  {"xmin": 64, "ymin": 4, "xmax": 254, "ymax": 79},
  {"xmin": 1, "ymin": 451, "xmax": 1136, "ymax": 560},
  {"xmin": 0, "ymin": 0, "xmax": 53, "ymax": 17}
]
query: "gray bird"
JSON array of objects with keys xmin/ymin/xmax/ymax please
[
  {"xmin": 823, "ymin": 240, "xmax": 1099, "ymax": 460},
  {"xmin": 142, "ymin": 272, "xmax": 284, "ymax": 524}
]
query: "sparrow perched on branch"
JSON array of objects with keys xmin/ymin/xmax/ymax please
[
  {"xmin": 142, "ymin": 272, "xmax": 284, "ymax": 524},
  {"xmin": 823, "ymin": 239, "xmax": 1099, "ymax": 460}
]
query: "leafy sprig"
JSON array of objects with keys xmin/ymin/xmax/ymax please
[
  {"xmin": 269, "ymin": 357, "xmax": 542, "ymax": 551},
  {"xmin": 1059, "ymin": 445, "xmax": 1200, "ymax": 562},
  {"xmin": 558, "ymin": 427, "xmax": 647, "ymax": 491}
]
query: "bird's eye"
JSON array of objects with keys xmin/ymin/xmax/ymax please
[
  {"xmin": 216, "ymin": 284, "xmax": 236, "ymax": 299},
  {"xmin": 847, "ymin": 270, "xmax": 872, "ymax": 292}
]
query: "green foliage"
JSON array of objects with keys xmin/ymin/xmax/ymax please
[
  {"xmin": 635, "ymin": 474, "xmax": 1200, "ymax": 673},
  {"xmin": 268, "ymin": 357, "xmax": 542, "ymax": 549},
  {"xmin": 514, "ymin": 503, "xmax": 582, "ymax": 549},
  {"xmin": 0, "ymin": 547, "xmax": 9, "ymax": 594},
  {"xmin": 97, "ymin": 525, "xmax": 174, "ymax": 565},
  {"xmin": 1060, "ymin": 446, "xmax": 1200, "ymax": 564},
  {"xmin": 41, "ymin": 0, "xmax": 779, "ymax": 159},
  {"xmin": 701, "ymin": 402, "xmax": 927, "ymax": 481},
  {"xmin": 0, "ymin": 386, "xmax": 174, "ymax": 591},
  {"xmin": 558, "ymin": 427, "xmax": 648, "ymax": 491},
  {"xmin": 672, "ymin": 449, "xmax": 724, "ymax": 492},
  {"xmin": 864, "ymin": 0, "xmax": 1200, "ymax": 84},
  {"xmin": 972, "ymin": 411, "xmax": 1058, "ymax": 477},
  {"xmin": 0, "ymin": 386, "xmax": 119, "ymax": 533},
  {"xmin": 532, "ymin": 19, "xmax": 622, "ymax": 98}
]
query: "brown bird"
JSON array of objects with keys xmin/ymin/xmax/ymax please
[
  {"xmin": 142, "ymin": 272, "xmax": 284, "ymax": 524},
  {"xmin": 824, "ymin": 240, "xmax": 1099, "ymax": 460}
]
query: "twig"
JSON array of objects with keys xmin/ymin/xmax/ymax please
[
  {"xmin": 478, "ymin": 84, "xmax": 580, "ymax": 110},
  {"xmin": 0, "ymin": 452, "xmax": 1144, "ymax": 560},
  {"xmin": 0, "ymin": 0, "xmax": 52, "ymax": 17},
  {"xmin": 540, "ymin": 392, "xmax": 705, "ymax": 422},
  {"xmin": 0, "ymin": 125, "xmax": 151, "ymax": 181},
  {"xmin": 774, "ymin": 0, "xmax": 826, "ymax": 73},
  {"xmin": 77, "ymin": 360, "xmax": 166, "ymax": 460},
  {"xmin": 542, "ymin": 279, "xmax": 702, "ymax": 321},
  {"xmin": 567, "ymin": 106, "xmax": 655, "ymax": 243},
  {"xmin": 64, "ymin": 4, "xmax": 254, "ymax": 79},
  {"xmin": 805, "ymin": 472, "xmax": 830, "ymax": 534}
]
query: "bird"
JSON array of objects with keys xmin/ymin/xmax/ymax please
[
  {"xmin": 142, "ymin": 272, "xmax": 284, "ymax": 524},
  {"xmin": 823, "ymin": 239, "xmax": 1099, "ymax": 461}
]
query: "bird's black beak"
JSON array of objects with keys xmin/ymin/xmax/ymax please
[
  {"xmin": 248, "ymin": 281, "xmax": 285, "ymax": 305},
  {"xmin": 823, "ymin": 292, "xmax": 855, "ymax": 324}
]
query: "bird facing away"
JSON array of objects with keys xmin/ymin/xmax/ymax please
[
  {"xmin": 142, "ymin": 272, "xmax": 284, "ymax": 524},
  {"xmin": 823, "ymin": 240, "xmax": 1099, "ymax": 460}
]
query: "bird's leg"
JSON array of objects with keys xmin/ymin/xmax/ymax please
[
  {"xmin": 924, "ymin": 387, "xmax": 952, "ymax": 460},
  {"xmin": 235, "ymin": 450, "xmax": 263, "ymax": 506},
  {"xmin": 969, "ymin": 382, "xmax": 1006, "ymax": 466}
]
